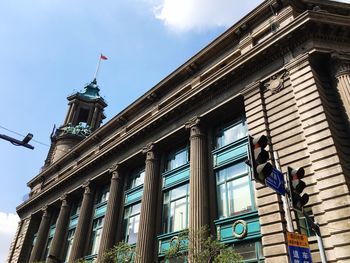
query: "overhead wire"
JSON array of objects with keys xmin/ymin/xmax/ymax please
[{"xmin": 0, "ymin": 124, "xmax": 68, "ymax": 153}]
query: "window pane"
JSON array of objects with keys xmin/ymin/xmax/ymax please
[
  {"xmin": 90, "ymin": 217, "xmax": 104, "ymax": 255},
  {"xmin": 216, "ymin": 121, "xmax": 246, "ymax": 148},
  {"xmin": 231, "ymin": 176, "xmax": 252, "ymax": 214},
  {"xmin": 171, "ymin": 184, "xmax": 187, "ymax": 199},
  {"xmin": 233, "ymin": 242, "xmax": 257, "ymax": 261},
  {"xmin": 127, "ymin": 214, "xmax": 140, "ymax": 244},
  {"xmin": 123, "ymin": 202, "xmax": 141, "ymax": 244},
  {"xmin": 217, "ymin": 184, "xmax": 227, "ymax": 218},
  {"xmin": 163, "ymin": 184, "xmax": 189, "ymax": 233},
  {"xmin": 226, "ymin": 162, "xmax": 248, "ymax": 180},
  {"xmin": 167, "ymin": 148, "xmax": 188, "ymax": 171},
  {"xmin": 171, "ymin": 197, "xmax": 187, "ymax": 232},
  {"xmin": 127, "ymin": 169, "xmax": 145, "ymax": 190},
  {"xmin": 64, "ymin": 229, "xmax": 75, "ymax": 262}
]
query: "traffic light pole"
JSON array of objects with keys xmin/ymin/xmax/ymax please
[{"xmin": 273, "ymin": 151, "xmax": 294, "ymax": 232}]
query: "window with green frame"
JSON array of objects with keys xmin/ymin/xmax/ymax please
[
  {"xmin": 88, "ymin": 216, "xmax": 105, "ymax": 255},
  {"xmin": 63, "ymin": 229, "xmax": 75, "ymax": 262},
  {"xmin": 232, "ymin": 240, "xmax": 264, "ymax": 262},
  {"xmin": 215, "ymin": 120, "xmax": 246, "ymax": 149},
  {"xmin": 216, "ymin": 160, "xmax": 254, "ymax": 218},
  {"xmin": 122, "ymin": 167, "xmax": 145, "ymax": 244},
  {"xmin": 165, "ymin": 147, "xmax": 189, "ymax": 172},
  {"xmin": 162, "ymin": 183, "xmax": 189, "ymax": 233},
  {"xmin": 44, "ymin": 224, "xmax": 56, "ymax": 259},
  {"xmin": 127, "ymin": 168, "xmax": 145, "ymax": 190},
  {"xmin": 85, "ymin": 185, "xmax": 109, "ymax": 259},
  {"xmin": 63, "ymin": 200, "xmax": 81, "ymax": 263},
  {"xmin": 123, "ymin": 202, "xmax": 141, "ymax": 244},
  {"xmin": 298, "ymin": 209, "xmax": 316, "ymax": 237}
]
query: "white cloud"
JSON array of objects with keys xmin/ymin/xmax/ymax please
[
  {"xmin": 0, "ymin": 212, "xmax": 19, "ymax": 262},
  {"xmin": 148, "ymin": 0, "xmax": 263, "ymax": 32}
]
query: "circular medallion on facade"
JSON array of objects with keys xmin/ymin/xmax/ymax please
[{"xmin": 232, "ymin": 219, "xmax": 248, "ymax": 239}]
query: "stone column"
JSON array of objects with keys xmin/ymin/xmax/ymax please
[
  {"xmin": 97, "ymin": 164, "xmax": 124, "ymax": 262},
  {"xmin": 332, "ymin": 53, "xmax": 350, "ymax": 122},
  {"xmin": 185, "ymin": 116, "xmax": 209, "ymax": 254},
  {"xmin": 68, "ymin": 181, "xmax": 95, "ymax": 262},
  {"xmin": 29, "ymin": 207, "xmax": 52, "ymax": 262},
  {"xmin": 46, "ymin": 195, "xmax": 71, "ymax": 263},
  {"xmin": 135, "ymin": 143, "xmax": 160, "ymax": 263}
]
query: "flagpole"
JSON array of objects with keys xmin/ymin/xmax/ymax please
[{"xmin": 93, "ymin": 55, "xmax": 102, "ymax": 81}]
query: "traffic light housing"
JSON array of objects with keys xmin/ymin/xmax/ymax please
[
  {"xmin": 248, "ymin": 135, "xmax": 273, "ymax": 184},
  {"xmin": 288, "ymin": 167, "xmax": 309, "ymax": 211}
]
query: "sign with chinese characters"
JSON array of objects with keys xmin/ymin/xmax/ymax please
[{"xmin": 287, "ymin": 232, "xmax": 313, "ymax": 263}]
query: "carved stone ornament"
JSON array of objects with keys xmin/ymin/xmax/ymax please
[
  {"xmin": 60, "ymin": 193, "xmax": 67, "ymax": 202},
  {"xmin": 109, "ymin": 163, "xmax": 119, "ymax": 174},
  {"xmin": 142, "ymin": 142, "xmax": 156, "ymax": 160},
  {"xmin": 264, "ymin": 71, "xmax": 286, "ymax": 94},
  {"xmin": 331, "ymin": 52, "xmax": 350, "ymax": 77},
  {"xmin": 185, "ymin": 116, "xmax": 200, "ymax": 130},
  {"xmin": 42, "ymin": 205, "xmax": 49, "ymax": 216},
  {"xmin": 82, "ymin": 180, "xmax": 92, "ymax": 194}
]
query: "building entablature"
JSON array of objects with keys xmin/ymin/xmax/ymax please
[{"xmin": 21, "ymin": 0, "xmax": 350, "ymax": 215}]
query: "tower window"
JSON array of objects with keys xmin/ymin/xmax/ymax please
[{"xmin": 77, "ymin": 108, "xmax": 90, "ymax": 124}]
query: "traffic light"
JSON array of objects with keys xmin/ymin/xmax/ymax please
[
  {"xmin": 248, "ymin": 135, "xmax": 273, "ymax": 184},
  {"xmin": 288, "ymin": 167, "xmax": 309, "ymax": 211}
]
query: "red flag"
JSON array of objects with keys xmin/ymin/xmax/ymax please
[{"xmin": 100, "ymin": 54, "xmax": 108, "ymax": 60}]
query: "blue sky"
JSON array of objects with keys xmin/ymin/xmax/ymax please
[{"xmin": 1, "ymin": 0, "xmax": 347, "ymax": 261}]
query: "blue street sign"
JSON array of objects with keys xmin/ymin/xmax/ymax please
[
  {"xmin": 288, "ymin": 245, "xmax": 313, "ymax": 263},
  {"xmin": 265, "ymin": 167, "xmax": 286, "ymax": 195}
]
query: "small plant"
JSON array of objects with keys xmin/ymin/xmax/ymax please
[
  {"xmin": 164, "ymin": 226, "xmax": 243, "ymax": 263},
  {"xmin": 103, "ymin": 241, "xmax": 137, "ymax": 263}
]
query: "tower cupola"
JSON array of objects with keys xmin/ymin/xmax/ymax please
[{"xmin": 45, "ymin": 79, "xmax": 107, "ymax": 166}]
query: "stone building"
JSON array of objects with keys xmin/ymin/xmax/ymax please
[{"xmin": 7, "ymin": 0, "xmax": 350, "ymax": 262}]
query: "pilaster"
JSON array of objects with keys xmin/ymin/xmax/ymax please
[
  {"xmin": 135, "ymin": 143, "xmax": 160, "ymax": 263},
  {"xmin": 29, "ymin": 207, "xmax": 52, "ymax": 262},
  {"xmin": 286, "ymin": 53, "xmax": 350, "ymax": 261},
  {"xmin": 46, "ymin": 194, "xmax": 71, "ymax": 263},
  {"xmin": 97, "ymin": 164, "xmax": 124, "ymax": 262},
  {"xmin": 331, "ymin": 52, "xmax": 350, "ymax": 123},
  {"xmin": 185, "ymin": 116, "xmax": 209, "ymax": 254},
  {"xmin": 68, "ymin": 181, "xmax": 95, "ymax": 262},
  {"xmin": 242, "ymin": 81, "xmax": 289, "ymax": 262}
]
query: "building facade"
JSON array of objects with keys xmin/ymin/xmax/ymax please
[{"xmin": 8, "ymin": 0, "xmax": 350, "ymax": 262}]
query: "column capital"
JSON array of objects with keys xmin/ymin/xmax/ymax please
[
  {"xmin": 60, "ymin": 193, "xmax": 70, "ymax": 206},
  {"xmin": 185, "ymin": 116, "xmax": 205, "ymax": 138},
  {"xmin": 82, "ymin": 180, "xmax": 92, "ymax": 194},
  {"xmin": 142, "ymin": 142, "xmax": 157, "ymax": 161},
  {"xmin": 109, "ymin": 163, "xmax": 122, "ymax": 180},
  {"xmin": 331, "ymin": 52, "xmax": 350, "ymax": 77},
  {"xmin": 42, "ymin": 205, "xmax": 50, "ymax": 217}
]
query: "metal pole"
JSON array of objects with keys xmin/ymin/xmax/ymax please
[
  {"xmin": 316, "ymin": 225, "xmax": 327, "ymax": 263},
  {"xmin": 273, "ymin": 151, "xmax": 294, "ymax": 232},
  {"xmin": 303, "ymin": 212, "xmax": 328, "ymax": 263}
]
